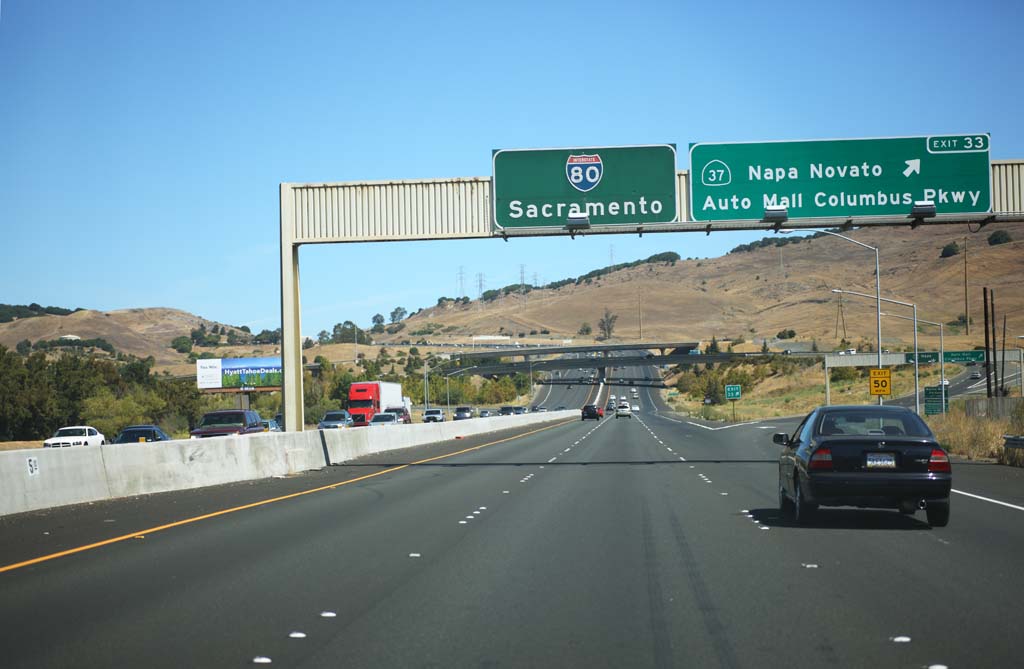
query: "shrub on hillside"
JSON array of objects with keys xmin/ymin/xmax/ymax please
[
  {"xmin": 940, "ymin": 242, "xmax": 960, "ymax": 258},
  {"xmin": 988, "ymin": 230, "xmax": 1012, "ymax": 245}
]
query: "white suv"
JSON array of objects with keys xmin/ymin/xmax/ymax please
[
  {"xmin": 423, "ymin": 408, "xmax": 444, "ymax": 423},
  {"xmin": 615, "ymin": 403, "xmax": 632, "ymax": 419}
]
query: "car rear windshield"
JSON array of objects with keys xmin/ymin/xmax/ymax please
[
  {"xmin": 323, "ymin": 412, "xmax": 348, "ymax": 421},
  {"xmin": 370, "ymin": 414, "xmax": 396, "ymax": 423},
  {"xmin": 115, "ymin": 430, "xmax": 153, "ymax": 443},
  {"xmin": 199, "ymin": 412, "xmax": 245, "ymax": 427},
  {"xmin": 816, "ymin": 410, "xmax": 932, "ymax": 437}
]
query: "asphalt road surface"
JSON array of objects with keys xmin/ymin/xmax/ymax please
[{"xmin": 2, "ymin": 365, "xmax": 1023, "ymax": 668}]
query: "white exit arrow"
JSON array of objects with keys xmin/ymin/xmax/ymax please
[{"xmin": 903, "ymin": 158, "xmax": 921, "ymax": 177}]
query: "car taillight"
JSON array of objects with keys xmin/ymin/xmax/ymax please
[
  {"xmin": 928, "ymin": 448, "xmax": 951, "ymax": 473},
  {"xmin": 809, "ymin": 448, "xmax": 833, "ymax": 470}
]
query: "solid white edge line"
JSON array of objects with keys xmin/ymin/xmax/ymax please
[{"xmin": 952, "ymin": 489, "xmax": 1024, "ymax": 511}]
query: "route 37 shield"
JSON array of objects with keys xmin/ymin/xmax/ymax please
[{"xmin": 566, "ymin": 154, "xmax": 603, "ymax": 192}]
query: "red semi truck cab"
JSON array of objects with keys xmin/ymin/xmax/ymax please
[{"xmin": 347, "ymin": 381, "xmax": 403, "ymax": 426}]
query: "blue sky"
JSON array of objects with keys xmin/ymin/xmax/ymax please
[{"xmin": 2, "ymin": 0, "xmax": 1021, "ymax": 337}]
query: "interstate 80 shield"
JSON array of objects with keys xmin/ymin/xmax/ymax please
[{"xmin": 566, "ymin": 154, "xmax": 603, "ymax": 192}]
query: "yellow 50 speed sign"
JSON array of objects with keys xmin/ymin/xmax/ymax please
[{"xmin": 869, "ymin": 368, "xmax": 892, "ymax": 396}]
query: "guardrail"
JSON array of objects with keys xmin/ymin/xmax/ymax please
[{"xmin": 0, "ymin": 411, "xmax": 576, "ymax": 518}]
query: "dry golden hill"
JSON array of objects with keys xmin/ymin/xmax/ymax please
[
  {"xmin": 388, "ymin": 223, "xmax": 1023, "ymax": 353},
  {"xmin": 0, "ymin": 308, "xmax": 250, "ymax": 368},
  {"xmin": 1, "ymin": 224, "xmax": 1020, "ymax": 372}
]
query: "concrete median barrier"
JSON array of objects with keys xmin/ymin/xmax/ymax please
[{"xmin": 0, "ymin": 411, "xmax": 576, "ymax": 517}]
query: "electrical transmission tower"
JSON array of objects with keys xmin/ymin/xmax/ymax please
[{"xmin": 457, "ymin": 266, "xmax": 465, "ymax": 298}]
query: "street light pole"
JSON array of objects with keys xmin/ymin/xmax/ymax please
[
  {"xmin": 817, "ymin": 230, "xmax": 883, "ymax": 401},
  {"xmin": 833, "ymin": 289, "xmax": 921, "ymax": 415},
  {"xmin": 884, "ymin": 311, "xmax": 941, "ymax": 414}
]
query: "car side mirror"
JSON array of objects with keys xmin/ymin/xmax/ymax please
[{"xmin": 772, "ymin": 433, "xmax": 789, "ymax": 446}]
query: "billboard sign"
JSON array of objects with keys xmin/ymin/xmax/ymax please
[{"xmin": 196, "ymin": 357, "xmax": 283, "ymax": 390}]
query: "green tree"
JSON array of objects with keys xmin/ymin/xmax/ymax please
[
  {"xmin": 940, "ymin": 242, "xmax": 960, "ymax": 258},
  {"xmin": 390, "ymin": 306, "xmax": 407, "ymax": 323},
  {"xmin": 171, "ymin": 336, "xmax": 193, "ymax": 354},
  {"xmin": 597, "ymin": 309, "xmax": 618, "ymax": 340},
  {"xmin": 81, "ymin": 386, "xmax": 166, "ymax": 438},
  {"xmin": 578, "ymin": 322, "xmax": 592, "ymax": 336},
  {"xmin": 988, "ymin": 230, "xmax": 1012, "ymax": 245},
  {"xmin": 15, "ymin": 339, "xmax": 31, "ymax": 356}
]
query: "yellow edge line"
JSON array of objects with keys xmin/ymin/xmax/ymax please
[{"xmin": 0, "ymin": 419, "xmax": 575, "ymax": 574}]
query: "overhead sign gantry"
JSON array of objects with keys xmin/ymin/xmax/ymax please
[{"xmin": 278, "ymin": 137, "xmax": 1020, "ymax": 432}]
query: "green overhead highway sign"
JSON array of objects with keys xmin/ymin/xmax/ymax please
[
  {"xmin": 689, "ymin": 134, "xmax": 991, "ymax": 222},
  {"xmin": 493, "ymin": 145, "xmax": 678, "ymax": 230},
  {"xmin": 905, "ymin": 350, "xmax": 985, "ymax": 364}
]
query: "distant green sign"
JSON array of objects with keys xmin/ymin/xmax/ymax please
[
  {"xmin": 492, "ymin": 145, "xmax": 678, "ymax": 230},
  {"xmin": 924, "ymin": 385, "xmax": 949, "ymax": 415},
  {"xmin": 689, "ymin": 134, "xmax": 991, "ymax": 221},
  {"xmin": 725, "ymin": 384, "xmax": 742, "ymax": 400},
  {"xmin": 905, "ymin": 350, "xmax": 985, "ymax": 364}
]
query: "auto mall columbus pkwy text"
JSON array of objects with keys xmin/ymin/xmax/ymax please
[{"xmin": 702, "ymin": 161, "xmax": 984, "ymax": 213}]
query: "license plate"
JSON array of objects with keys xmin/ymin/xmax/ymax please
[{"xmin": 866, "ymin": 452, "xmax": 896, "ymax": 469}]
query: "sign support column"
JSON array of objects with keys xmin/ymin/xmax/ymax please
[{"xmin": 280, "ymin": 184, "xmax": 304, "ymax": 432}]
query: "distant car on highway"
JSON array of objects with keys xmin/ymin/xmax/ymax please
[
  {"xmin": 423, "ymin": 408, "xmax": 445, "ymax": 423},
  {"xmin": 581, "ymin": 404, "xmax": 601, "ymax": 421},
  {"xmin": 513, "ymin": 406, "xmax": 527, "ymax": 415},
  {"xmin": 453, "ymin": 406, "xmax": 474, "ymax": 420},
  {"xmin": 318, "ymin": 411, "xmax": 353, "ymax": 429},
  {"xmin": 190, "ymin": 410, "xmax": 265, "ymax": 439},
  {"xmin": 261, "ymin": 419, "xmax": 282, "ymax": 432},
  {"xmin": 631, "ymin": 404, "xmax": 640, "ymax": 412},
  {"xmin": 478, "ymin": 409, "xmax": 492, "ymax": 418},
  {"xmin": 970, "ymin": 371, "xmax": 982, "ymax": 379},
  {"xmin": 776, "ymin": 405, "xmax": 951, "ymax": 526},
  {"xmin": 384, "ymin": 406, "xmax": 412, "ymax": 424},
  {"xmin": 369, "ymin": 413, "xmax": 399, "ymax": 427},
  {"xmin": 44, "ymin": 425, "xmax": 106, "ymax": 448},
  {"xmin": 498, "ymin": 406, "xmax": 516, "ymax": 416},
  {"xmin": 113, "ymin": 425, "xmax": 171, "ymax": 443},
  {"xmin": 615, "ymin": 403, "xmax": 631, "ymax": 419}
]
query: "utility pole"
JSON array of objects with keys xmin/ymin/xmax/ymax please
[
  {"xmin": 520, "ymin": 264, "xmax": 526, "ymax": 295},
  {"xmin": 963, "ymin": 237, "xmax": 970, "ymax": 335},
  {"xmin": 983, "ymin": 287, "xmax": 992, "ymax": 398},
  {"xmin": 638, "ymin": 291, "xmax": 643, "ymax": 340},
  {"xmin": 991, "ymin": 289, "xmax": 1000, "ymax": 396}
]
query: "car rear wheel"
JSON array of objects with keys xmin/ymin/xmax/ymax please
[
  {"xmin": 793, "ymin": 476, "xmax": 817, "ymax": 525},
  {"xmin": 926, "ymin": 499, "xmax": 950, "ymax": 527}
]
